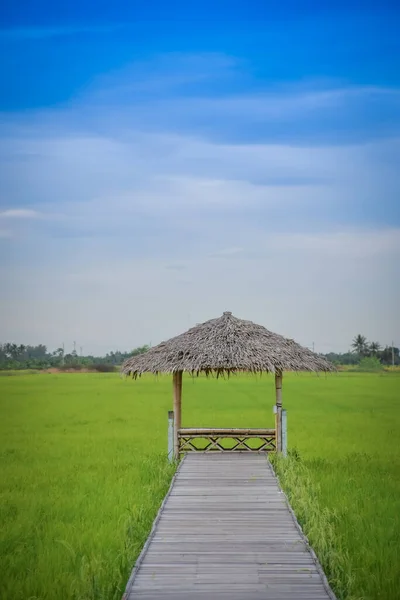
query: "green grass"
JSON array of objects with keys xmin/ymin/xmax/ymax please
[{"xmin": 0, "ymin": 372, "xmax": 399, "ymax": 599}]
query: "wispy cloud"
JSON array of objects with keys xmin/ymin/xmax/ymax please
[
  {"xmin": 2, "ymin": 54, "xmax": 400, "ymax": 146},
  {"xmin": 69, "ymin": 57, "xmax": 400, "ymax": 145},
  {"xmin": 0, "ymin": 52, "xmax": 399, "ymax": 351},
  {"xmin": 83, "ymin": 53, "xmax": 240, "ymax": 98},
  {"xmin": 0, "ymin": 208, "xmax": 39, "ymax": 218},
  {"xmin": 0, "ymin": 24, "xmax": 124, "ymax": 41},
  {"xmin": 1, "ymin": 126, "xmax": 398, "ymax": 234}
]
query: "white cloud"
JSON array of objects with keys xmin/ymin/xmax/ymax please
[
  {"xmin": 69, "ymin": 79, "xmax": 400, "ymax": 145},
  {"xmin": 72, "ymin": 55, "xmax": 400, "ymax": 128},
  {"xmin": 0, "ymin": 208, "xmax": 39, "ymax": 219},
  {"xmin": 0, "ymin": 52, "xmax": 399, "ymax": 351},
  {"xmin": 3, "ymin": 55, "xmax": 399, "ymax": 146},
  {"xmin": 2, "ymin": 129, "xmax": 398, "ymax": 228},
  {"xmin": 128, "ymin": 86, "xmax": 398, "ymax": 127}
]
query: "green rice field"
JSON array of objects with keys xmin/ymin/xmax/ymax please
[{"xmin": 1, "ymin": 372, "xmax": 399, "ymax": 600}]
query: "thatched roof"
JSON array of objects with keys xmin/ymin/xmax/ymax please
[{"xmin": 121, "ymin": 311, "xmax": 335, "ymax": 377}]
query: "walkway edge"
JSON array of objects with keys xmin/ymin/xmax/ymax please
[
  {"xmin": 121, "ymin": 455, "xmax": 187, "ymax": 600},
  {"xmin": 268, "ymin": 458, "xmax": 338, "ymax": 600}
]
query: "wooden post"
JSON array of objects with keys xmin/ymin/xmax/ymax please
[
  {"xmin": 173, "ymin": 371, "xmax": 182, "ymax": 460},
  {"xmin": 282, "ymin": 409, "xmax": 287, "ymax": 457},
  {"xmin": 275, "ymin": 370, "xmax": 283, "ymax": 453},
  {"xmin": 167, "ymin": 410, "xmax": 174, "ymax": 462}
]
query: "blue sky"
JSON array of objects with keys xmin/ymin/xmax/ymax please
[{"xmin": 0, "ymin": 1, "xmax": 399, "ymax": 354}]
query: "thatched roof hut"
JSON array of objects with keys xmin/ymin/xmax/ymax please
[
  {"xmin": 121, "ymin": 311, "xmax": 335, "ymax": 459},
  {"xmin": 121, "ymin": 311, "xmax": 334, "ymax": 377}
]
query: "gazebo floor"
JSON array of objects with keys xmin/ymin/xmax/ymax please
[{"xmin": 123, "ymin": 453, "xmax": 336, "ymax": 599}]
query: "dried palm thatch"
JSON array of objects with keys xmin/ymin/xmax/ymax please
[{"xmin": 121, "ymin": 311, "xmax": 335, "ymax": 377}]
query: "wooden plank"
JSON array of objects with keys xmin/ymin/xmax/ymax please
[
  {"xmin": 179, "ymin": 428, "xmax": 276, "ymax": 435},
  {"xmin": 123, "ymin": 454, "xmax": 337, "ymax": 600}
]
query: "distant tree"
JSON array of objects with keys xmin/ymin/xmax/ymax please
[
  {"xmin": 63, "ymin": 353, "xmax": 79, "ymax": 366},
  {"xmin": 324, "ymin": 352, "xmax": 359, "ymax": 366},
  {"xmin": 351, "ymin": 334, "xmax": 368, "ymax": 356},
  {"xmin": 3, "ymin": 343, "xmax": 15, "ymax": 359},
  {"xmin": 25, "ymin": 344, "xmax": 47, "ymax": 359},
  {"xmin": 379, "ymin": 345, "xmax": 400, "ymax": 366},
  {"xmin": 131, "ymin": 345, "xmax": 150, "ymax": 356},
  {"xmin": 52, "ymin": 348, "xmax": 64, "ymax": 359},
  {"xmin": 2, "ymin": 343, "xmax": 27, "ymax": 360},
  {"xmin": 0, "ymin": 340, "xmax": 152, "ymax": 370},
  {"xmin": 357, "ymin": 356, "xmax": 383, "ymax": 372},
  {"xmin": 369, "ymin": 341, "xmax": 381, "ymax": 356}
]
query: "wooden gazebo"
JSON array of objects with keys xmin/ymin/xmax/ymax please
[{"xmin": 121, "ymin": 311, "xmax": 334, "ymax": 459}]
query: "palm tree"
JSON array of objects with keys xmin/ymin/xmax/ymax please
[
  {"xmin": 369, "ymin": 341, "xmax": 381, "ymax": 356},
  {"xmin": 351, "ymin": 334, "xmax": 368, "ymax": 356},
  {"xmin": 131, "ymin": 345, "xmax": 150, "ymax": 356}
]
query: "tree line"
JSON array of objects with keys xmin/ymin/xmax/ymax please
[
  {"xmin": 324, "ymin": 335, "xmax": 399, "ymax": 366},
  {"xmin": 0, "ymin": 335, "xmax": 398, "ymax": 371},
  {"xmin": 0, "ymin": 343, "xmax": 150, "ymax": 371}
]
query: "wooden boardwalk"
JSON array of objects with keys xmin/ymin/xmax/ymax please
[{"xmin": 123, "ymin": 453, "xmax": 336, "ymax": 600}]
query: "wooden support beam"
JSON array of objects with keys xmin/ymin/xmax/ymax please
[
  {"xmin": 282, "ymin": 408, "xmax": 287, "ymax": 457},
  {"xmin": 179, "ymin": 427, "xmax": 276, "ymax": 436},
  {"xmin": 167, "ymin": 410, "xmax": 174, "ymax": 462},
  {"xmin": 173, "ymin": 371, "xmax": 182, "ymax": 459},
  {"xmin": 275, "ymin": 369, "xmax": 283, "ymax": 453}
]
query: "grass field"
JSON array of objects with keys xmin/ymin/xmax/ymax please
[{"xmin": 1, "ymin": 372, "xmax": 399, "ymax": 600}]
